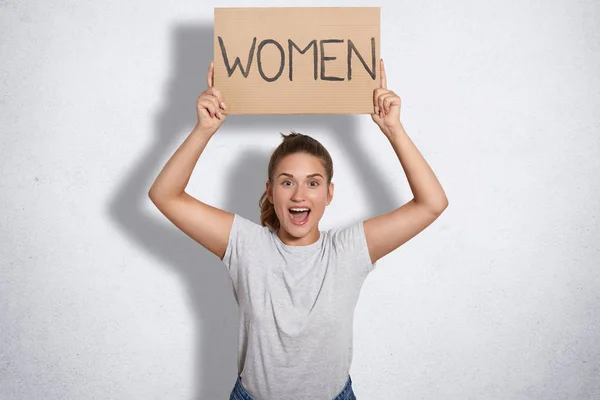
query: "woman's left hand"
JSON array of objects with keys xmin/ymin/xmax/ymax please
[{"xmin": 371, "ymin": 59, "xmax": 402, "ymax": 137}]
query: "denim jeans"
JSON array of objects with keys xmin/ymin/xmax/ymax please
[{"xmin": 229, "ymin": 374, "xmax": 357, "ymax": 400}]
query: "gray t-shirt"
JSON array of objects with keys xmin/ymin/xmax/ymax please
[{"xmin": 221, "ymin": 213, "xmax": 377, "ymax": 399}]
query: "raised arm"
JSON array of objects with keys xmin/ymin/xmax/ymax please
[
  {"xmin": 148, "ymin": 61, "xmax": 233, "ymax": 260},
  {"xmin": 364, "ymin": 59, "xmax": 449, "ymax": 265}
]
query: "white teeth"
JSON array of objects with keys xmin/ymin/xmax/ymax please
[{"xmin": 290, "ymin": 208, "xmax": 310, "ymax": 212}]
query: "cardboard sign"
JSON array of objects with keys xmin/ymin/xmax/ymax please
[{"xmin": 214, "ymin": 7, "xmax": 380, "ymax": 114}]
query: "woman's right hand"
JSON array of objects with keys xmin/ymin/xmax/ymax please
[{"xmin": 195, "ymin": 60, "xmax": 227, "ymax": 135}]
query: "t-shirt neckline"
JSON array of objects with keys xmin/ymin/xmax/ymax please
[{"xmin": 273, "ymin": 229, "xmax": 324, "ymax": 254}]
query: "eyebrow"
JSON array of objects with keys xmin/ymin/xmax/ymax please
[{"xmin": 277, "ymin": 173, "xmax": 324, "ymax": 179}]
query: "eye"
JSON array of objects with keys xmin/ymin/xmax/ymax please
[
  {"xmin": 309, "ymin": 181, "xmax": 319, "ymax": 187},
  {"xmin": 282, "ymin": 180, "xmax": 293, "ymax": 186}
]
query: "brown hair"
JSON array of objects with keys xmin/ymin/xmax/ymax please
[{"xmin": 259, "ymin": 131, "xmax": 334, "ymax": 232}]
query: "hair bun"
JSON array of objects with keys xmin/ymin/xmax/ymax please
[{"xmin": 280, "ymin": 130, "xmax": 304, "ymax": 141}]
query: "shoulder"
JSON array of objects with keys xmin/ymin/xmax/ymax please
[
  {"xmin": 328, "ymin": 219, "xmax": 365, "ymax": 249},
  {"xmin": 222, "ymin": 213, "xmax": 272, "ymax": 262},
  {"xmin": 230, "ymin": 213, "xmax": 271, "ymax": 242},
  {"xmin": 327, "ymin": 219, "xmax": 376, "ymax": 273}
]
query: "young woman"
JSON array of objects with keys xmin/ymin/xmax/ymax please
[{"xmin": 149, "ymin": 60, "xmax": 448, "ymax": 400}]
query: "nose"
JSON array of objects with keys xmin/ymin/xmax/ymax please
[{"xmin": 291, "ymin": 185, "xmax": 306, "ymax": 202}]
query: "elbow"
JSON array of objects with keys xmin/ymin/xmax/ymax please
[
  {"xmin": 148, "ymin": 187, "xmax": 166, "ymax": 205},
  {"xmin": 434, "ymin": 198, "xmax": 449, "ymax": 214},
  {"xmin": 423, "ymin": 196, "xmax": 448, "ymax": 215},
  {"xmin": 148, "ymin": 190, "xmax": 159, "ymax": 206},
  {"xmin": 431, "ymin": 190, "xmax": 449, "ymax": 214},
  {"xmin": 148, "ymin": 187, "xmax": 158, "ymax": 202},
  {"xmin": 148, "ymin": 188, "xmax": 183, "ymax": 206},
  {"xmin": 437, "ymin": 200, "xmax": 449, "ymax": 214}
]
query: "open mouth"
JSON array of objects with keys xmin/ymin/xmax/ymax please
[{"xmin": 289, "ymin": 207, "xmax": 311, "ymax": 225}]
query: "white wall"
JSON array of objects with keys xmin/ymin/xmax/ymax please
[{"xmin": 1, "ymin": 0, "xmax": 599, "ymax": 399}]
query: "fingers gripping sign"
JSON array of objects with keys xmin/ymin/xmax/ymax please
[
  {"xmin": 196, "ymin": 60, "xmax": 228, "ymax": 136},
  {"xmin": 371, "ymin": 59, "xmax": 402, "ymax": 137}
]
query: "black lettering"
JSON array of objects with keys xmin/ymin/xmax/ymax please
[
  {"xmin": 218, "ymin": 36, "xmax": 256, "ymax": 78},
  {"xmin": 347, "ymin": 38, "xmax": 376, "ymax": 80},
  {"xmin": 319, "ymin": 39, "xmax": 344, "ymax": 81},
  {"xmin": 257, "ymin": 39, "xmax": 285, "ymax": 82},
  {"xmin": 288, "ymin": 39, "xmax": 318, "ymax": 81}
]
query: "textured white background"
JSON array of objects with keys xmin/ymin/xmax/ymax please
[{"xmin": 1, "ymin": 0, "xmax": 599, "ymax": 399}]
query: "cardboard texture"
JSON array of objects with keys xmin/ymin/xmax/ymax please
[{"xmin": 214, "ymin": 7, "xmax": 380, "ymax": 114}]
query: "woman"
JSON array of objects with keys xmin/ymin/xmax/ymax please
[{"xmin": 149, "ymin": 59, "xmax": 448, "ymax": 399}]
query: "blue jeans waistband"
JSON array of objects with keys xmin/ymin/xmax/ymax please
[{"xmin": 229, "ymin": 374, "xmax": 356, "ymax": 400}]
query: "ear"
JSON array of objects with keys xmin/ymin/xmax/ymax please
[
  {"xmin": 266, "ymin": 181, "xmax": 272, "ymax": 203},
  {"xmin": 326, "ymin": 182, "xmax": 334, "ymax": 206}
]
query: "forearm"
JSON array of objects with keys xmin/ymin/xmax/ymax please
[
  {"xmin": 387, "ymin": 124, "xmax": 448, "ymax": 211},
  {"xmin": 148, "ymin": 124, "xmax": 213, "ymax": 202}
]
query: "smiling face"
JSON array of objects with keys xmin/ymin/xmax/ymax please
[{"xmin": 266, "ymin": 152, "xmax": 334, "ymax": 246}]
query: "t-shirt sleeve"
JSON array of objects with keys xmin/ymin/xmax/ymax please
[
  {"xmin": 332, "ymin": 220, "xmax": 378, "ymax": 275},
  {"xmin": 221, "ymin": 213, "xmax": 265, "ymax": 286}
]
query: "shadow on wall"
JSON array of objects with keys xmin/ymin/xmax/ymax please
[{"xmin": 107, "ymin": 24, "xmax": 399, "ymax": 399}]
